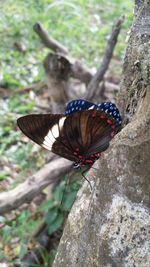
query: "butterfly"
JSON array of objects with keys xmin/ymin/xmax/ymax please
[{"xmin": 17, "ymin": 99, "xmax": 122, "ymax": 169}]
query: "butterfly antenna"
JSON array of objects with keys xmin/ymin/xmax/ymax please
[
  {"xmin": 91, "ymin": 166, "xmax": 98, "ymax": 171},
  {"xmin": 81, "ymin": 167, "xmax": 92, "ymax": 191}
]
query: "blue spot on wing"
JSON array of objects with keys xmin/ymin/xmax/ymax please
[{"xmin": 65, "ymin": 99, "xmax": 122, "ymax": 125}]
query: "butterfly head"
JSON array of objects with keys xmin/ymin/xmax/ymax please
[
  {"xmin": 73, "ymin": 162, "xmax": 81, "ymax": 169},
  {"xmin": 73, "ymin": 160, "xmax": 93, "ymax": 169}
]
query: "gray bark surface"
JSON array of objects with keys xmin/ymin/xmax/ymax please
[{"xmin": 53, "ymin": 1, "xmax": 150, "ymax": 266}]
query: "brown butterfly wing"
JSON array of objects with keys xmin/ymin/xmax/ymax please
[
  {"xmin": 17, "ymin": 114, "xmax": 78, "ymax": 162},
  {"xmin": 86, "ymin": 110, "xmax": 118, "ymax": 154},
  {"xmin": 64, "ymin": 110, "xmax": 120, "ymax": 155}
]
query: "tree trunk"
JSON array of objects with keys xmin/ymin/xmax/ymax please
[{"xmin": 52, "ymin": 1, "xmax": 150, "ymax": 266}]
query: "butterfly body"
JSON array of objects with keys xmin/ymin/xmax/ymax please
[
  {"xmin": 72, "ymin": 152, "xmax": 101, "ymax": 169},
  {"xmin": 17, "ymin": 99, "xmax": 122, "ymax": 169}
]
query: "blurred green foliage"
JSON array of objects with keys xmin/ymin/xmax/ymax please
[
  {"xmin": 0, "ymin": 0, "xmax": 133, "ymax": 88},
  {"xmin": 0, "ymin": 0, "xmax": 133, "ymax": 265}
]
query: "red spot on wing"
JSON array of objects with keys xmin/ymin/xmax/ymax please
[
  {"xmin": 111, "ymin": 125, "xmax": 116, "ymax": 129},
  {"xmin": 85, "ymin": 159, "xmax": 93, "ymax": 164},
  {"xmin": 107, "ymin": 119, "xmax": 113, "ymax": 124},
  {"xmin": 111, "ymin": 131, "xmax": 116, "ymax": 137},
  {"xmin": 100, "ymin": 115, "xmax": 105, "ymax": 119},
  {"xmin": 92, "ymin": 112, "xmax": 97, "ymax": 118}
]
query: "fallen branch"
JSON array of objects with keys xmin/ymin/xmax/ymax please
[
  {"xmin": 0, "ymin": 158, "xmax": 72, "ymax": 214},
  {"xmin": 86, "ymin": 16, "xmax": 124, "ymax": 100}
]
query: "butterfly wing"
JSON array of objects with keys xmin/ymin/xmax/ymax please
[
  {"xmin": 65, "ymin": 100, "xmax": 122, "ymax": 156},
  {"xmin": 17, "ymin": 114, "xmax": 78, "ymax": 162},
  {"xmin": 64, "ymin": 110, "xmax": 121, "ymax": 156}
]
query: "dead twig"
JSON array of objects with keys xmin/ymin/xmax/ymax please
[
  {"xmin": 85, "ymin": 16, "xmax": 124, "ymax": 100},
  {"xmin": 33, "ymin": 23, "xmax": 68, "ymax": 55}
]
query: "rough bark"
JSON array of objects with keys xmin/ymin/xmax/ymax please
[{"xmin": 53, "ymin": 2, "xmax": 150, "ymax": 267}]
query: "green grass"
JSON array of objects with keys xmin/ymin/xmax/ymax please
[
  {"xmin": 0, "ymin": 0, "xmax": 133, "ymax": 88},
  {"xmin": 0, "ymin": 0, "xmax": 133, "ymax": 265}
]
